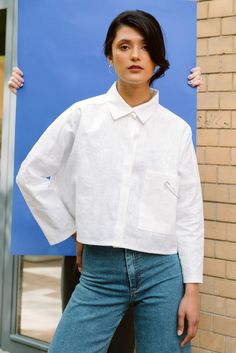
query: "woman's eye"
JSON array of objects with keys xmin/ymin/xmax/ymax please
[
  {"xmin": 120, "ymin": 44, "xmax": 129, "ymax": 50},
  {"xmin": 142, "ymin": 45, "xmax": 148, "ymax": 50}
]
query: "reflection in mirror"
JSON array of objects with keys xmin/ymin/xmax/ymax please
[{"xmin": 18, "ymin": 256, "xmax": 62, "ymax": 342}]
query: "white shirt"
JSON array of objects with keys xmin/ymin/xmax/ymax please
[{"xmin": 16, "ymin": 82, "xmax": 204, "ymax": 283}]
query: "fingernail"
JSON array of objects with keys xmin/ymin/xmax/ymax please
[{"xmin": 177, "ymin": 330, "xmax": 183, "ymax": 336}]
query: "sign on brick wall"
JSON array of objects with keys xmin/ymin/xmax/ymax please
[{"xmin": 11, "ymin": 0, "xmax": 197, "ymax": 255}]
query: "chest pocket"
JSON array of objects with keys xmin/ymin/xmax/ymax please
[{"xmin": 138, "ymin": 170, "xmax": 180, "ymax": 234}]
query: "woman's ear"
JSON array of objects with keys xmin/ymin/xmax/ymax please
[{"xmin": 107, "ymin": 56, "xmax": 113, "ymax": 65}]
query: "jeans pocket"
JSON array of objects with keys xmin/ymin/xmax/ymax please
[{"xmin": 138, "ymin": 170, "xmax": 180, "ymax": 234}]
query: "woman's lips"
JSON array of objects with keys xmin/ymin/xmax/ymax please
[{"xmin": 128, "ymin": 65, "xmax": 144, "ymax": 71}]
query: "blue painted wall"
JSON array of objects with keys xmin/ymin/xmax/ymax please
[{"xmin": 11, "ymin": 0, "xmax": 197, "ymax": 255}]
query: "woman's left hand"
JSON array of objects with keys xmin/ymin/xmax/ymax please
[
  {"xmin": 188, "ymin": 67, "xmax": 203, "ymax": 89},
  {"xmin": 177, "ymin": 283, "xmax": 200, "ymax": 347}
]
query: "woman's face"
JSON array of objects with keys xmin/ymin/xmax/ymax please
[{"xmin": 109, "ymin": 25, "xmax": 156, "ymax": 87}]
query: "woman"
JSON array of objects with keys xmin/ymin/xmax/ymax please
[{"xmin": 12, "ymin": 10, "xmax": 204, "ymax": 353}]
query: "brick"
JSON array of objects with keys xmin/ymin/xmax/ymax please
[
  {"xmin": 205, "ymin": 220, "xmax": 226, "ymax": 240},
  {"xmin": 205, "ymin": 147, "xmax": 231, "ymax": 165},
  {"xmin": 232, "ymin": 111, "xmax": 236, "ymax": 128},
  {"xmin": 214, "ymin": 278, "xmax": 236, "ymax": 299},
  {"xmin": 204, "ymin": 201, "xmax": 216, "ymax": 220},
  {"xmin": 200, "ymin": 275, "xmax": 215, "ymax": 295},
  {"xmin": 209, "ymin": 0, "xmax": 234, "ymax": 17},
  {"xmin": 216, "ymin": 203, "xmax": 236, "ymax": 222},
  {"xmin": 226, "ymin": 337, "xmax": 236, "ymax": 353},
  {"xmin": 197, "ymin": 2, "xmax": 208, "ymax": 19},
  {"xmin": 204, "ymin": 183, "xmax": 229, "ymax": 203},
  {"xmin": 234, "ymin": 73, "xmax": 236, "ymax": 90},
  {"xmin": 226, "ymin": 261, "xmax": 236, "ymax": 280},
  {"xmin": 197, "ymin": 38, "xmax": 208, "ymax": 56},
  {"xmin": 192, "ymin": 347, "xmax": 211, "ymax": 353},
  {"xmin": 197, "ymin": 111, "xmax": 207, "ymax": 128},
  {"xmin": 234, "ymin": 35, "xmax": 236, "ymax": 52},
  {"xmin": 197, "ymin": 146, "xmax": 205, "ymax": 164},
  {"xmin": 227, "ymin": 223, "xmax": 236, "ymax": 241},
  {"xmin": 229, "ymin": 184, "xmax": 236, "ymax": 202},
  {"xmin": 197, "ymin": 129, "xmax": 218, "ymax": 146},
  {"xmin": 218, "ymin": 166, "xmax": 236, "ymax": 183},
  {"xmin": 199, "ymin": 330, "xmax": 225, "ymax": 353},
  {"xmin": 198, "ymin": 19, "xmax": 221, "ymax": 38},
  {"xmin": 204, "ymin": 239, "xmax": 215, "ymax": 257},
  {"xmin": 198, "ymin": 93, "xmax": 219, "ymax": 110},
  {"xmin": 220, "ymin": 92, "xmax": 236, "ymax": 109},
  {"xmin": 219, "ymin": 130, "xmax": 236, "ymax": 147},
  {"xmin": 204, "ymin": 257, "xmax": 226, "ymax": 278},
  {"xmin": 208, "ymin": 36, "xmax": 234, "ymax": 55},
  {"xmin": 222, "ymin": 16, "xmax": 236, "ymax": 35},
  {"xmin": 201, "ymin": 293, "xmax": 225, "ymax": 314},
  {"xmin": 221, "ymin": 54, "xmax": 236, "ymax": 72},
  {"xmin": 215, "ymin": 241, "xmax": 236, "ymax": 260},
  {"xmin": 208, "ymin": 73, "xmax": 233, "ymax": 91},
  {"xmin": 192, "ymin": 332, "xmax": 200, "ymax": 346},
  {"xmin": 198, "ymin": 74, "xmax": 207, "ymax": 93},
  {"xmin": 213, "ymin": 316, "xmax": 236, "ymax": 336},
  {"xmin": 205, "ymin": 111, "xmax": 231, "ymax": 129},
  {"xmin": 226, "ymin": 299, "xmax": 236, "ymax": 317},
  {"xmin": 231, "ymin": 148, "xmax": 236, "ymax": 165},
  {"xmin": 199, "ymin": 312, "xmax": 213, "ymax": 330},
  {"xmin": 199, "ymin": 165, "xmax": 218, "ymax": 183},
  {"xmin": 197, "ymin": 55, "xmax": 221, "ymax": 73}
]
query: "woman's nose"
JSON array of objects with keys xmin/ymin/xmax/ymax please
[{"xmin": 130, "ymin": 47, "xmax": 140, "ymax": 61}]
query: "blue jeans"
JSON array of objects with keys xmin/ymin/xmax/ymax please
[{"xmin": 48, "ymin": 245, "xmax": 191, "ymax": 353}]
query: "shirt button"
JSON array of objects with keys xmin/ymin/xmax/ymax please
[{"xmin": 131, "ymin": 112, "xmax": 137, "ymax": 119}]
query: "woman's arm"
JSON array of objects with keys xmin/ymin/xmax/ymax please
[{"xmin": 16, "ymin": 104, "xmax": 81, "ymax": 245}]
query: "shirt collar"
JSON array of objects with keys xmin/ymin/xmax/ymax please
[{"xmin": 106, "ymin": 82, "xmax": 159, "ymax": 124}]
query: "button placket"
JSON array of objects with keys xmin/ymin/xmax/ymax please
[{"xmin": 114, "ymin": 115, "xmax": 141, "ymax": 242}]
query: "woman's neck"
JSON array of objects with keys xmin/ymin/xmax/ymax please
[{"xmin": 116, "ymin": 80, "xmax": 154, "ymax": 107}]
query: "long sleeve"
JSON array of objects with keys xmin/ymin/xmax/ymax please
[
  {"xmin": 16, "ymin": 103, "xmax": 81, "ymax": 245},
  {"xmin": 176, "ymin": 126, "xmax": 204, "ymax": 283}
]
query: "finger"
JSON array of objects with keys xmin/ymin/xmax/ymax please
[
  {"xmin": 13, "ymin": 72, "xmax": 24, "ymax": 84},
  {"xmin": 180, "ymin": 329, "xmax": 197, "ymax": 347},
  {"xmin": 190, "ymin": 66, "xmax": 201, "ymax": 74},
  {"xmin": 11, "ymin": 76, "xmax": 24, "ymax": 87},
  {"xmin": 180, "ymin": 320, "xmax": 198, "ymax": 347},
  {"xmin": 13, "ymin": 66, "xmax": 24, "ymax": 76},
  {"xmin": 188, "ymin": 77, "xmax": 203, "ymax": 88},
  {"xmin": 8, "ymin": 77, "xmax": 20, "ymax": 95},
  {"xmin": 177, "ymin": 312, "xmax": 185, "ymax": 336},
  {"xmin": 188, "ymin": 71, "xmax": 201, "ymax": 80}
]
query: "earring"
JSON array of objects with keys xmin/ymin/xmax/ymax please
[{"xmin": 108, "ymin": 63, "xmax": 113, "ymax": 73}]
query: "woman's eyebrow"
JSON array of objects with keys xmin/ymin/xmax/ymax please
[{"xmin": 116, "ymin": 38, "xmax": 145, "ymax": 44}]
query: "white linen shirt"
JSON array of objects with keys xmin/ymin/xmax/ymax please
[{"xmin": 16, "ymin": 82, "xmax": 204, "ymax": 283}]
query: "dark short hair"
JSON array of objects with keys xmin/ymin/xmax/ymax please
[{"xmin": 104, "ymin": 10, "xmax": 170, "ymax": 85}]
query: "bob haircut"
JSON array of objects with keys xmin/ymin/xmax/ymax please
[{"xmin": 104, "ymin": 10, "xmax": 170, "ymax": 85}]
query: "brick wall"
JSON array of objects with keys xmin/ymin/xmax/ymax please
[{"xmin": 194, "ymin": 1, "xmax": 236, "ymax": 352}]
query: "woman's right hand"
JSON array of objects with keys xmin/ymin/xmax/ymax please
[{"xmin": 8, "ymin": 66, "xmax": 24, "ymax": 94}]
